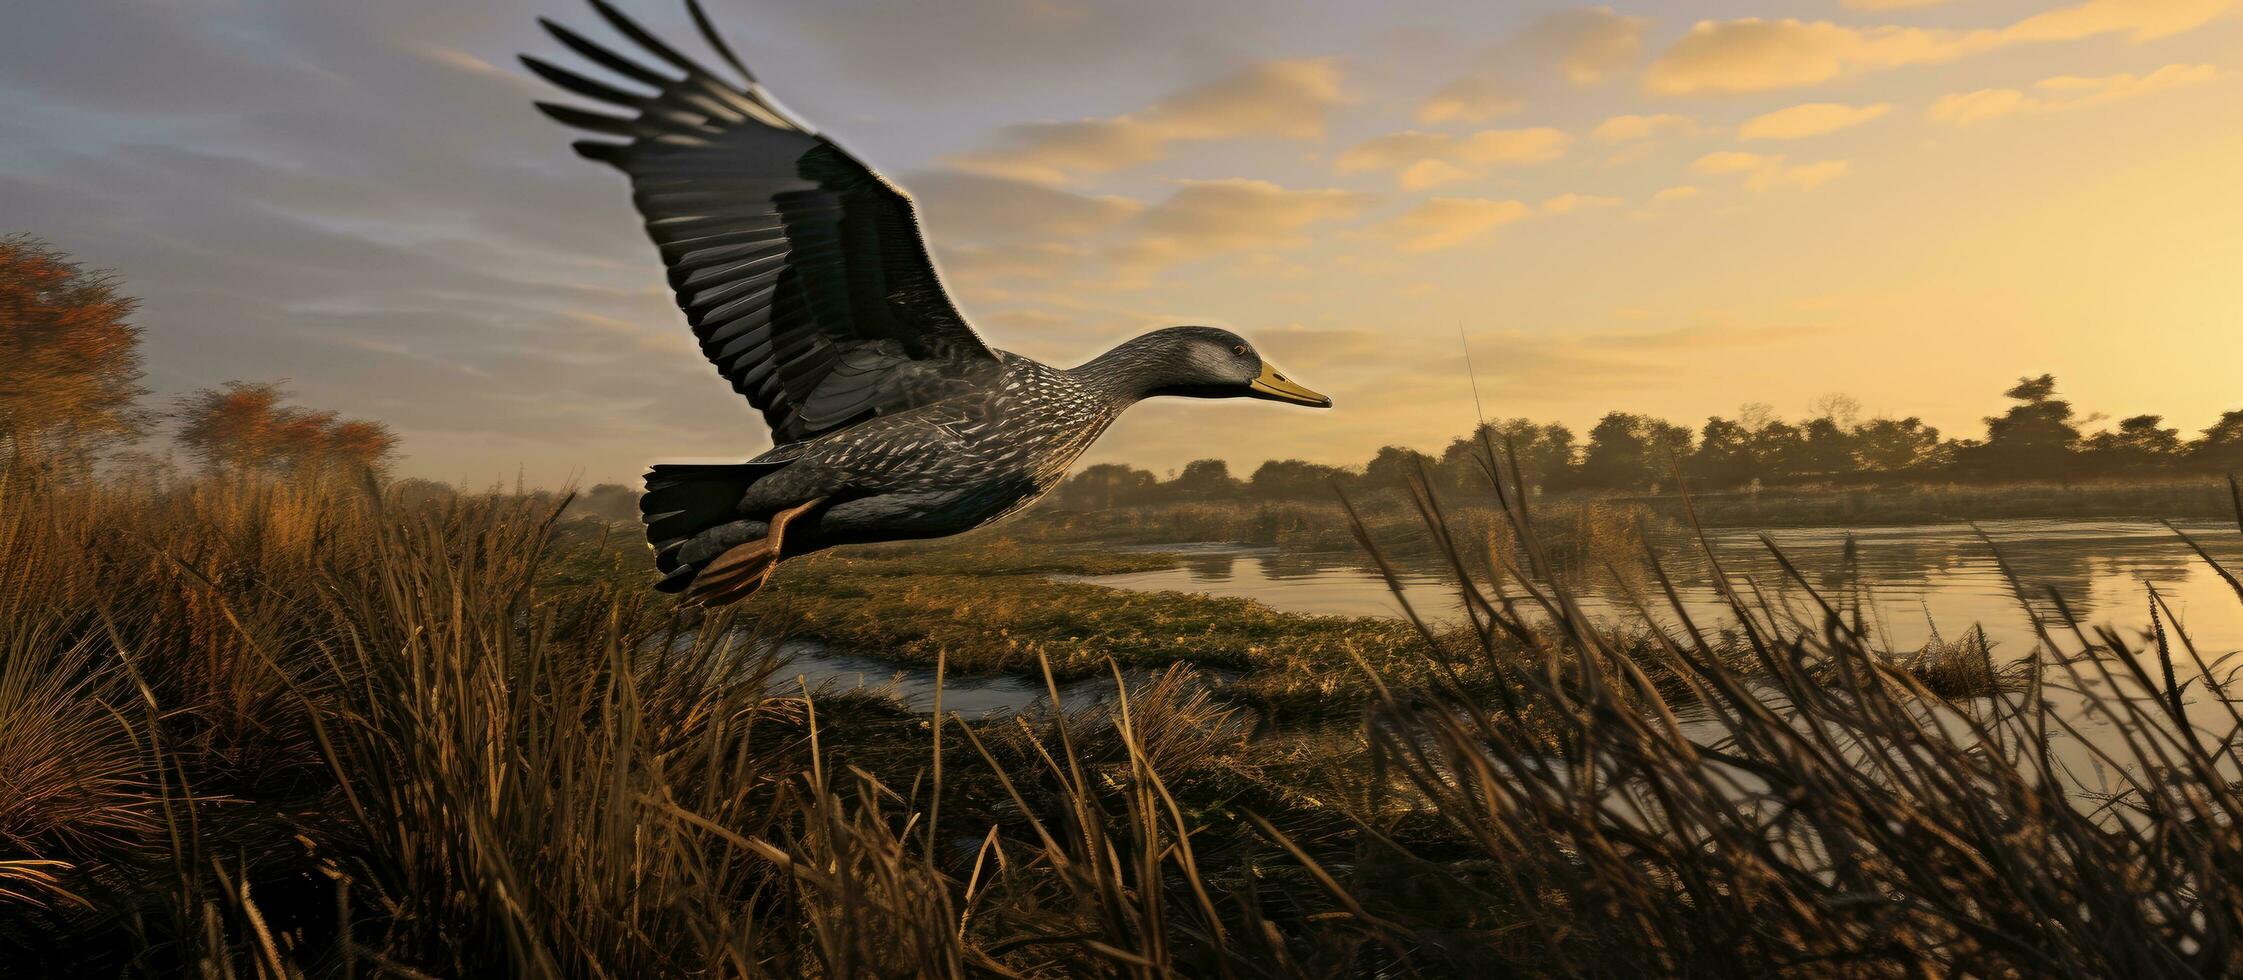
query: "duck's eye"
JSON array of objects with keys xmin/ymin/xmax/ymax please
[{"xmin": 1233, "ymin": 344, "xmax": 1250, "ymax": 357}]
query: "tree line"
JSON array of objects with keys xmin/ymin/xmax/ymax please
[
  {"xmin": 1053, "ymin": 380, "xmax": 2243, "ymax": 508},
  {"xmin": 2, "ymin": 236, "xmax": 397, "ymax": 483}
]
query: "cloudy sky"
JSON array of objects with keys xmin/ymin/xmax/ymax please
[{"xmin": 5, "ymin": 0, "xmax": 2240, "ymax": 485}]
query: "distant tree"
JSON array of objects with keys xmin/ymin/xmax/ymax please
[
  {"xmin": 271, "ymin": 407, "xmax": 342, "ymax": 472},
  {"xmin": 1362, "ymin": 445, "xmax": 1433, "ymax": 490},
  {"xmin": 324, "ymin": 420, "xmax": 400, "ymax": 478},
  {"xmin": 1690, "ymin": 417, "xmax": 1759, "ymax": 487},
  {"xmin": 1247, "ymin": 459, "xmax": 1353, "ymax": 501},
  {"xmin": 1795, "ymin": 416, "xmax": 1858, "ymax": 477},
  {"xmin": 572, "ymin": 482, "xmax": 641, "ymax": 522},
  {"xmin": 1025, "ymin": 378, "xmax": 2230, "ymax": 506},
  {"xmin": 391, "ymin": 477, "xmax": 459, "ymax": 508},
  {"xmin": 174, "ymin": 381, "xmax": 398, "ymax": 481},
  {"xmin": 1750, "ymin": 420, "xmax": 1806, "ymax": 479},
  {"xmin": 2193, "ymin": 410, "xmax": 2243, "ymax": 472},
  {"xmin": 1578, "ymin": 414, "xmax": 1647, "ymax": 490},
  {"xmin": 1440, "ymin": 419, "xmax": 1575, "ymax": 493},
  {"xmin": 2006, "ymin": 374, "xmax": 2057, "ymax": 402},
  {"xmin": 1525, "ymin": 424, "xmax": 1579, "ymax": 491},
  {"xmin": 1853, "ymin": 417, "xmax": 1943, "ymax": 473},
  {"xmin": 1055, "ymin": 463, "xmax": 1159, "ymax": 510},
  {"xmin": 1809, "ymin": 393, "xmax": 1862, "ymax": 428},
  {"xmin": 0, "ymin": 236, "xmax": 149, "ymax": 468},
  {"xmin": 1440, "ymin": 422, "xmax": 1505, "ymax": 492},
  {"xmin": 1736, "ymin": 402, "xmax": 1779, "ymax": 432},
  {"xmin": 1578, "ymin": 413, "xmax": 1692, "ymax": 491},
  {"xmin": 1163, "ymin": 458, "xmax": 1241, "ymax": 500},
  {"xmin": 175, "ymin": 382, "xmax": 288, "ymax": 477},
  {"xmin": 1970, "ymin": 374, "xmax": 2081, "ymax": 478},
  {"xmin": 1642, "ymin": 419, "xmax": 1694, "ymax": 490},
  {"xmin": 2084, "ymin": 415, "xmax": 2182, "ymax": 472}
]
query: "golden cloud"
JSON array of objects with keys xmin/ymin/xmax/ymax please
[
  {"xmin": 1761, "ymin": 159, "xmax": 1851, "ymax": 190},
  {"xmin": 1541, "ymin": 192, "xmax": 1624, "ymax": 214},
  {"xmin": 1112, "ymin": 178, "xmax": 1372, "ymax": 269},
  {"xmin": 1652, "ymin": 185, "xmax": 1704, "ymax": 202},
  {"xmin": 1148, "ymin": 59, "xmax": 1349, "ymax": 140},
  {"xmin": 1691, "ymin": 150, "xmax": 1772, "ymax": 175},
  {"xmin": 1927, "ymin": 89, "xmax": 2034, "ymax": 125},
  {"xmin": 1373, "ymin": 197, "xmax": 1532, "ymax": 253},
  {"xmin": 947, "ymin": 58, "xmax": 1347, "ymax": 183},
  {"xmin": 2003, "ymin": 0, "xmax": 2232, "ymax": 43},
  {"xmin": 1645, "ymin": 0, "xmax": 2232, "ymax": 95},
  {"xmin": 911, "ymin": 171, "xmax": 1144, "ymax": 241},
  {"xmin": 1524, "ymin": 7, "xmax": 1654, "ymax": 84},
  {"xmin": 1414, "ymin": 9, "xmax": 1648, "ymax": 122},
  {"xmin": 1691, "ymin": 151, "xmax": 1851, "ymax": 189},
  {"xmin": 1398, "ymin": 159, "xmax": 1477, "ymax": 191},
  {"xmin": 1415, "ymin": 76, "xmax": 1523, "ymax": 125},
  {"xmin": 1928, "ymin": 63, "xmax": 2220, "ymax": 124},
  {"xmin": 1647, "ymin": 20, "xmax": 1989, "ymax": 94},
  {"xmin": 1591, "ymin": 113, "xmax": 1700, "ymax": 143},
  {"xmin": 1336, "ymin": 127, "xmax": 1571, "ymax": 186},
  {"xmin": 1738, "ymin": 102, "xmax": 1892, "ymax": 140},
  {"xmin": 934, "ymin": 241, "xmax": 1092, "ymax": 284}
]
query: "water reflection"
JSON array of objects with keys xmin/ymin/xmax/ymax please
[
  {"xmin": 1179, "ymin": 549, "xmax": 1237, "ymax": 581},
  {"xmin": 1082, "ymin": 520, "xmax": 2243, "ymax": 660},
  {"xmin": 771, "ymin": 638, "xmax": 1237, "ymax": 718}
]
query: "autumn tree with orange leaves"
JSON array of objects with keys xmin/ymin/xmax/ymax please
[
  {"xmin": 174, "ymin": 381, "xmax": 397, "ymax": 481},
  {"xmin": 0, "ymin": 236, "xmax": 150, "ymax": 468}
]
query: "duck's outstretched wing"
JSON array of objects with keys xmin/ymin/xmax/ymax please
[{"xmin": 526, "ymin": 0, "xmax": 1002, "ymax": 444}]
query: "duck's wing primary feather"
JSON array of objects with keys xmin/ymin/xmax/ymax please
[{"xmin": 526, "ymin": 0, "xmax": 1002, "ymax": 444}]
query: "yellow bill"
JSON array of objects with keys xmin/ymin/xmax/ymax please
[{"xmin": 1248, "ymin": 362, "xmax": 1332, "ymax": 408}]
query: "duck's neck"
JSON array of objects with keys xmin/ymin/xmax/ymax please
[{"xmin": 1068, "ymin": 340, "xmax": 1168, "ymax": 406}]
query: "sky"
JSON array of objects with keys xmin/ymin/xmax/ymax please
[{"xmin": 3, "ymin": 0, "xmax": 2240, "ymax": 486}]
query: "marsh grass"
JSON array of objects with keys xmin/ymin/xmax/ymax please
[
  {"xmin": 4, "ymin": 456, "xmax": 2241, "ymax": 976},
  {"xmin": 763, "ymin": 537, "xmax": 1451, "ymax": 721},
  {"xmin": 1897, "ymin": 623, "xmax": 2011, "ymax": 699}
]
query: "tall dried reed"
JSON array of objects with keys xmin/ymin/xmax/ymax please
[{"xmin": 5, "ymin": 456, "xmax": 2240, "ymax": 977}]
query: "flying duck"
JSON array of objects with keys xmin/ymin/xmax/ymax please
[{"xmin": 526, "ymin": 1, "xmax": 1332, "ymax": 606}]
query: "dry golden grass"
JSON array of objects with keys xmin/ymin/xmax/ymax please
[{"xmin": 4, "ymin": 459, "xmax": 2241, "ymax": 977}]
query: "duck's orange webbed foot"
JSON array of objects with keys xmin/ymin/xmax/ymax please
[{"xmin": 683, "ymin": 497, "xmax": 824, "ymax": 607}]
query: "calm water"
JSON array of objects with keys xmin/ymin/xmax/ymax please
[
  {"xmin": 772, "ymin": 638, "xmax": 1234, "ymax": 718},
  {"xmin": 1078, "ymin": 521, "xmax": 2243, "ymax": 785},
  {"xmin": 1074, "ymin": 521, "xmax": 2243, "ymax": 663},
  {"xmin": 779, "ymin": 519, "xmax": 2243, "ymax": 762}
]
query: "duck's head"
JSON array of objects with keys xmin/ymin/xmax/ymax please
[{"xmin": 1090, "ymin": 326, "xmax": 1332, "ymax": 408}]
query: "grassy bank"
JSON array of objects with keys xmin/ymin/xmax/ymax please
[
  {"xmin": 765, "ymin": 538, "xmax": 1449, "ymax": 719},
  {"xmin": 5, "ymin": 465, "xmax": 2231, "ymax": 976}
]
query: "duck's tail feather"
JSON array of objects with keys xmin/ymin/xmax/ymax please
[{"xmin": 642, "ymin": 460, "xmax": 787, "ymax": 591}]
